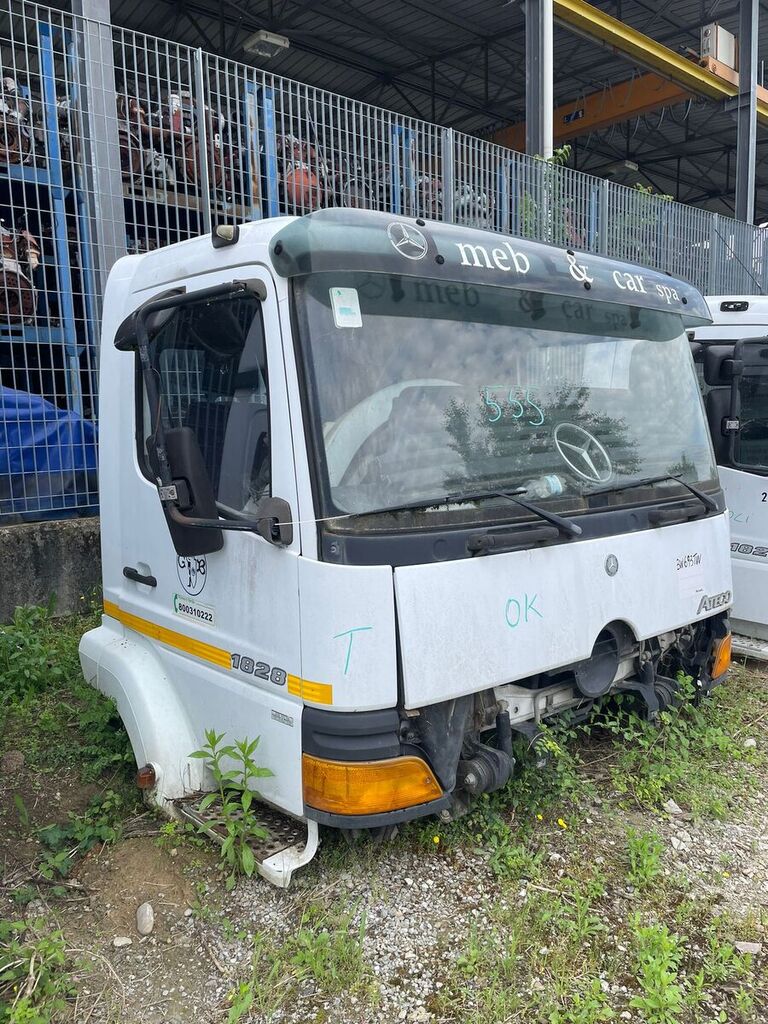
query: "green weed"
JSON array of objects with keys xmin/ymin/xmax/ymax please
[
  {"xmin": 0, "ymin": 603, "xmax": 133, "ymax": 786},
  {"xmin": 287, "ymin": 901, "xmax": 368, "ymax": 991},
  {"xmin": 626, "ymin": 827, "xmax": 664, "ymax": 888},
  {"xmin": 225, "ymin": 901, "xmax": 373, "ymax": 1022},
  {"xmin": 190, "ymin": 730, "xmax": 273, "ymax": 889},
  {"xmin": 0, "ymin": 919, "xmax": 75, "ymax": 1023},
  {"xmin": 548, "ymin": 978, "xmax": 613, "ymax": 1024},
  {"xmin": 37, "ymin": 789, "xmax": 125, "ymax": 879},
  {"xmin": 629, "ymin": 917, "xmax": 685, "ymax": 1024}
]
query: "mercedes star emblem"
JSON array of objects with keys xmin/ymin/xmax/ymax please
[
  {"xmin": 387, "ymin": 221, "xmax": 428, "ymax": 260},
  {"xmin": 553, "ymin": 422, "xmax": 613, "ymax": 484},
  {"xmin": 605, "ymin": 554, "xmax": 619, "ymax": 577}
]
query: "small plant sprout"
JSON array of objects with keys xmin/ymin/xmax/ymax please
[
  {"xmin": 626, "ymin": 828, "xmax": 664, "ymax": 889},
  {"xmin": 190, "ymin": 729, "xmax": 273, "ymax": 889}
]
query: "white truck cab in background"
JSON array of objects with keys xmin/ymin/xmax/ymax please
[
  {"xmin": 80, "ymin": 210, "xmax": 733, "ymax": 886},
  {"xmin": 690, "ymin": 296, "xmax": 768, "ymax": 655}
]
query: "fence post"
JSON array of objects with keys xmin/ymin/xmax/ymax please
[
  {"xmin": 708, "ymin": 214, "xmax": 720, "ymax": 294},
  {"xmin": 194, "ymin": 47, "xmax": 212, "ymax": 233},
  {"xmin": 72, "ymin": 0, "xmax": 127, "ymax": 293},
  {"xmin": 598, "ymin": 179, "xmax": 609, "ymax": 254},
  {"xmin": 441, "ymin": 127, "xmax": 454, "ymax": 224}
]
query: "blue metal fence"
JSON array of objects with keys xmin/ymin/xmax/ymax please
[{"xmin": 1, "ymin": 0, "xmax": 766, "ymax": 521}]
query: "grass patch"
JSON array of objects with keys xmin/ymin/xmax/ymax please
[
  {"xmin": 226, "ymin": 897, "xmax": 376, "ymax": 1022},
  {"xmin": 0, "ymin": 602, "xmax": 133, "ymax": 783},
  {"xmin": 0, "ymin": 919, "xmax": 77, "ymax": 1023}
]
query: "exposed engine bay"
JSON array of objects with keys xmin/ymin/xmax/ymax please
[{"xmin": 406, "ymin": 612, "xmax": 730, "ymax": 819}]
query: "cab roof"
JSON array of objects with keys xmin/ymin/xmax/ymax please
[
  {"xmin": 125, "ymin": 208, "xmax": 710, "ymax": 322},
  {"xmin": 270, "ymin": 209, "xmax": 710, "ymax": 322}
]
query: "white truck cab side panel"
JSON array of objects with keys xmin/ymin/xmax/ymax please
[
  {"xmin": 720, "ymin": 465, "xmax": 768, "ymax": 639},
  {"xmin": 297, "ymin": 558, "xmax": 397, "ymax": 712},
  {"xmin": 84, "ymin": 256, "xmax": 307, "ymax": 816}
]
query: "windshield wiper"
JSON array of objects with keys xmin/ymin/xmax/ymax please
[
  {"xmin": 445, "ymin": 488, "xmax": 582, "ymax": 537},
  {"xmin": 585, "ymin": 473, "xmax": 719, "ymax": 512},
  {"xmin": 347, "ymin": 487, "xmax": 582, "ymax": 537}
]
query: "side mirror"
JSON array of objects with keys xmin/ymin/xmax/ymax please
[
  {"xmin": 705, "ymin": 388, "xmax": 741, "ymax": 465},
  {"xmin": 149, "ymin": 427, "xmax": 224, "ymax": 557},
  {"xmin": 703, "ymin": 345, "xmax": 743, "ymax": 386}
]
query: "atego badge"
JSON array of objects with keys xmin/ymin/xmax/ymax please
[{"xmin": 696, "ymin": 590, "xmax": 731, "ymax": 614}]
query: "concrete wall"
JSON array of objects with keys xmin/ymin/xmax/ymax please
[{"xmin": 0, "ymin": 518, "xmax": 102, "ymax": 622}]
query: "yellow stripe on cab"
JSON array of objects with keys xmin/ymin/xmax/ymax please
[{"xmin": 103, "ymin": 600, "xmax": 333, "ymax": 704}]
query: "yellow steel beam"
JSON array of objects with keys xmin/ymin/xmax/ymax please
[
  {"xmin": 553, "ymin": 0, "xmax": 768, "ymax": 123},
  {"xmin": 492, "ymin": 73, "xmax": 691, "ymax": 150}
]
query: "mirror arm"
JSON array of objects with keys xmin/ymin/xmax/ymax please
[{"xmin": 167, "ymin": 504, "xmax": 292, "ymax": 546}]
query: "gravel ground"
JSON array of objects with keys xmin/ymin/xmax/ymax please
[
  {"xmin": 4, "ymin": 668, "xmax": 768, "ymax": 1024},
  {"xmin": 21, "ymin": 771, "xmax": 766, "ymax": 1024}
]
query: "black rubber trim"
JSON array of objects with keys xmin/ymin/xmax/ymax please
[
  {"xmin": 305, "ymin": 794, "xmax": 450, "ymax": 829},
  {"xmin": 302, "ymin": 706, "xmax": 401, "ymax": 762}
]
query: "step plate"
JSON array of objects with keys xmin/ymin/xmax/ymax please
[
  {"xmin": 732, "ymin": 633, "xmax": 768, "ymax": 663},
  {"xmin": 173, "ymin": 793, "xmax": 319, "ymax": 887},
  {"xmin": 174, "ymin": 793, "xmax": 307, "ymax": 859}
]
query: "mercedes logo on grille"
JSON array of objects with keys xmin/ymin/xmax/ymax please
[
  {"xmin": 605, "ymin": 554, "xmax": 619, "ymax": 577},
  {"xmin": 387, "ymin": 221, "xmax": 428, "ymax": 260}
]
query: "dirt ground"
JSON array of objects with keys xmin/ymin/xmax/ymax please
[{"xmin": 2, "ymin": 658, "xmax": 768, "ymax": 1024}]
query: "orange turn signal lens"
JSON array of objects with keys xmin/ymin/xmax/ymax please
[
  {"xmin": 136, "ymin": 764, "xmax": 156, "ymax": 789},
  {"xmin": 712, "ymin": 633, "xmax": 732, "ymax": 679},
  {"xmin": 302, "ymin": 754, "xmax": 442, "ymax": 816}
]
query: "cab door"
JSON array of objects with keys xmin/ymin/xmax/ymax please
[{"xmin": 107, "ymin": 266, "xmax": 305, "ymax": 815}]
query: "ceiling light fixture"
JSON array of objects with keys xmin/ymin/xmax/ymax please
[{"xmin": 242, "ymin": 29, "xmax": 290, "ymax": 59}]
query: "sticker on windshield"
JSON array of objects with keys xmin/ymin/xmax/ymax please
[{"xmin": 330, "ymin": 287, "xmax": 362, "ymax": 328}]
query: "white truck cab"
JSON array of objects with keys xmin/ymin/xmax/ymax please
[
  {"xmin": 80, "ymin": 210, "xmax": 732, "ymax": 886},
  {"xmin": 690, "ymin": 296, "xmax": 768, "ymax": 654}
]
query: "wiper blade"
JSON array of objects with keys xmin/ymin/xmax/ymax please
[
  {"xmin": 443, "ymin": 487, "xmax": 581, "ymax": 537},
  {"xmin": 343, "ymin": 491, "xmax": 509, "ymax": 517},
  {"xmin": 586, "ymin": 473, "xmax": 719, "ymax": 512},
  {"xmin": 347, "ymin": 487, "xmax": 582, "ymax": 536}
]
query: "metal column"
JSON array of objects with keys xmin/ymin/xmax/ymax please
[
  {"xmin": 736, "ymin": 0, "xmax": 758, "ymax": 223},
  {"xmin": 525, "ymin": 0, "xmax": 554, "ymax": 159},
  {"xmin": 72, "ymin": 0, "xmax": 127, "ymax": 293}
]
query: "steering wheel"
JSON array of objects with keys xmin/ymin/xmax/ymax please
[
  {"xmin": 325, "ymin": 379, "xmax": 459, "ymax": 486},
  {"xmin": 553, "ymin": 422, "xmax": 613, "ymax": 484}
]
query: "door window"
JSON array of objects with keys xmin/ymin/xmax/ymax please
[
  {"xmin": 738, "ymin": 370, "xmax": 768, "ymax": 468},
  {"xmin": 142, "ymin": 291, "xmax": 270, "ymax": 514}
]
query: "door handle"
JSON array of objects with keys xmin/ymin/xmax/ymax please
[{"xmin": 123, "ymin": 566, "xmax": 157, "ymax": 587}]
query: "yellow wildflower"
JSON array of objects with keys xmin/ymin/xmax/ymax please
[{"xmin": 557, "ymin": 817, "xmax": 568, "ymax": 830}]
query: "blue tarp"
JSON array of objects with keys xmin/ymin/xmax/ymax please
[{"xmin": 0, "ymin": 387, "xmax": 98, "ymax": 516}]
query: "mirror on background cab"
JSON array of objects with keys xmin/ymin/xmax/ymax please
[{"xmin": 690, "ymin": 343, "xmax": 744, "ymax": 465}]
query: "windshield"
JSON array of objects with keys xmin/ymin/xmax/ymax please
[{"xmin": 294, "ymin": 272, "xmax": 718, "ymax": 524}]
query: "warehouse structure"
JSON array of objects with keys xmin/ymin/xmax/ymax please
[{"xmin": 0, "ymin": 0, "xmax": 765, "ymax": 523}]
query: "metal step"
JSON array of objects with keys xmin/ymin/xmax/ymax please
[
  {"xmin": 173, "ymin": 793, "xmax": 319, "ymax": 888},
  {"xmin": 732, "ymin": 633, "xmax": 768, "ymax": 663}
]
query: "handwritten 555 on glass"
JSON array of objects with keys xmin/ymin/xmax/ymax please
[{"xmin": 482, "ymin": 385, "xmax": 545, "ymax": 426}]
